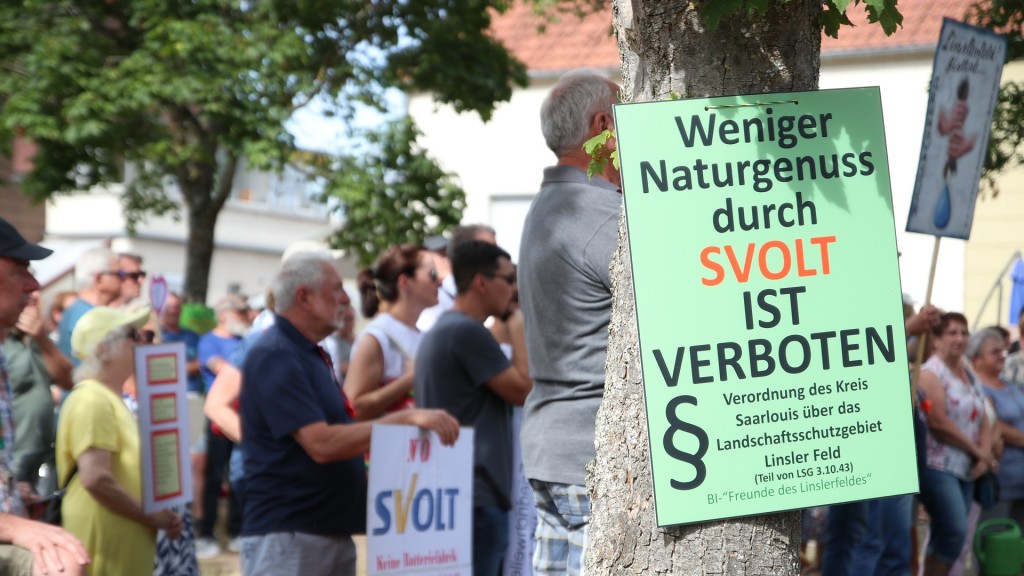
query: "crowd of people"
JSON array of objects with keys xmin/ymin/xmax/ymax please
[
  {"xmin": 0, "ymin": 67, "xmax": 620, "ymax": 576},
  {"xmin": 815, "ymin": 304, "xmax": 1024, "ymax": 576},
  {"xmin": 1, "ymin": 66, "xmax": 1022, "ymax": 576}
]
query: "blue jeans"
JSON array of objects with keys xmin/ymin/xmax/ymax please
[
  {"xmin": 530, "ymin": 480, "xmax": 590, "ymax": 576},
  {"xmin": 474, "ymin": 506, "xmax": 509, "ymax": 576},
  {"xmin": 851, "ymin": 495, "xmax": 913, "ymax": 576},
  {"xmin": 919, "ymin": 468, "xmax": 973, "ymax": 565},
  {"xmin": 822, "ymin": 501, "xmax": 869, "ymax": 576}
]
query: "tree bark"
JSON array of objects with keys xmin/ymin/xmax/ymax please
[
  {"xmin": 588, "ymin": 1, "xmax": 820, "ymax": 574},
  {"xmin": 181, "ymin": 154, "xmax": 238, "ymax": 304}
]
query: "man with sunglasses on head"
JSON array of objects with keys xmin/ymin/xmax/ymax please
[
  {"xmin": 0, "ymin": 217, "xmax": 90, "ymax": 576},
  {"xmin": 57, "ymin": 247, "xmax": 122, "ymax": 366}
]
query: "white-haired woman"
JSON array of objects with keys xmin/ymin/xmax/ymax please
[{"xmin": 56, "ymin": 307, "xmax": 182, "ymax": 575}]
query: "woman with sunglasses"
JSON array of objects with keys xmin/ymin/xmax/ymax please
[
  {"xmin": 344, "ymin": 244, "xmax": 439, "ymax": 421},
  {"xmin": 918, "ymin": 312, "xmax": 994, "ymax": 576},
  {"xmin": 55, "ymin": 307, "xmax": 182, "ymax": 575}
]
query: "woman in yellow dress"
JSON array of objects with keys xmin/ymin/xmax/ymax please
[{"xmin": 56, "ymin": 307, "xmax": 182, "ymax": 574}]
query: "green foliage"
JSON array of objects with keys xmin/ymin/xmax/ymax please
[
  {"xmin": 322, "ymin": 117, "xmax": 466, "ymax": 267},
  {"xmin": 703, "ymin": 0, "xmax": 770, "ymax": 32},
  {"xmin": 967, "ymin": 0, "xmax": 1024, "ymax": 196},
  {"xmin": 583, "ymin": 129, "xmax": 618, "ymax": 180},
  {"xmin": 968, "ymin": 0, "xmax": 1024, "ymax": 61},
  {"xmin": 386, "ymin": 0, "xmax": 528, "ymax": 122},
  {"xmin": 0, "ymin": 0, "xmax": 527, "ymax": 301},
  {"xmin": 524, "ymin": 0, "xmax": 608, "ymax": 32},
  {"xmin": 701, "ymin": 1, "xmax": 902, "ymax": 41},
  {"xmin": 820, "ymin": 1, "xmax": 903, "ymax": 39},
  {"xmin": 981, "ymin": 81, "xmax": 1024, "ymax": 197},
  {"xmin": 863, "ymin": 0, "xmax": 903, "ymax": 35}
]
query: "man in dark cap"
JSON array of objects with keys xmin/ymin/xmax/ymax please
[{"xmin": 0, "ymin": 217, "xmax": 89, "ymax": 575}]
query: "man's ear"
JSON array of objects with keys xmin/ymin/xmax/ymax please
[{"xmin": 295, "ymin": 286, "xmax": 311, "ymax": 307}]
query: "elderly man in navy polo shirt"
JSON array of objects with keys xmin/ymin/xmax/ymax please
[{"xmin": 239, "ymin": 252, "xmax": 459, "ymax": 576}]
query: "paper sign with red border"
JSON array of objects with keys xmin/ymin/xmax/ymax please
[
  {"xmin": 135, "ymin": 343, "xmax": 192, "ymax": 513},
  {"xmin": 151, "ymin": 429, "xmax": 184, "ymax": 500},
  {"xmin": 150, "ymin": 393, "xmax": 178, "ymax": 425},
  {"xmin": 146, "ymin": 353, "xmax": 179, "ymax": 385}
]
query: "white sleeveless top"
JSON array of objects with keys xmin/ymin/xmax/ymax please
[{"xmin": 352, "ymin": 313, "xmax": 421, "ymax": 383}]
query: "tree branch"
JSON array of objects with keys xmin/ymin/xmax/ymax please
[{"xmin": 211, "ymin": 153, "xmax": 238, "ymax": 214}]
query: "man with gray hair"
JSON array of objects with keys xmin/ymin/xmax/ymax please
[
  {"xmin": 239, "ymin": 252, "xmax": 460, "ymax": 576},
  {"xmin": 518, "ymin": 68, "xmax": 621, "ymax": 575},
  {"xmin": 57, "ymin": 247, "xmax": 123, "ymax": 365}
]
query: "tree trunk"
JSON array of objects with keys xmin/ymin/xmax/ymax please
[
  {"xmin": 184, "ymin": 200, "xmax": 216, "ymax": 304},
  {"xmin": 587, "ymin": 1, "xmax": 821, "ymax": 574},
  {"xmin": 181, "ymin": 154, "xmax": 238, "ymax": 304}
]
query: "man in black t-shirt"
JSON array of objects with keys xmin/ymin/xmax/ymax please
[{"xmin": 415, "ymin": 241, "xmax": 532, "ymax": 576}]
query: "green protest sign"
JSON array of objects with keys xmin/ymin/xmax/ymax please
[{"xmin": 615, "ymin": 87, "xmax": 917, "ymax": 526}]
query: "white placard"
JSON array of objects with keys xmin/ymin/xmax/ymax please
[
  {"xmin": 367, "ymin": 424, "xmax": 474, "ymax": 576},
  {"xmin": 504, "ymin": 407, "xmax": 535, "ymax": 576},
  {"xmin": 134, "ymin": 342, "xmax": 192, "ymax": 513},
  {"xmin": 907, "ymin": 18, "xmax": 1007, "ymax": 239}
]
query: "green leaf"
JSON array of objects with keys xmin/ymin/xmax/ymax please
[
  {"xmin": 583, "ymin": 129, "xmax": 615, "ymax": 181},
  {"xmin": 821, "ymin": 0, "xmax": 856, "ymax": 39},
  {"xmin": 702, "ymin": 0, "xmax": 745, "ymax": 31},
  {"xmin": 864, "ymin": 0, "xmax": 903, "ymax": 36}
]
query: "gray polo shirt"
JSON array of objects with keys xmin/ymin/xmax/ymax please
[{"xmin": 518, "ymin": 165, "xmax": 621, "ymax": 486}]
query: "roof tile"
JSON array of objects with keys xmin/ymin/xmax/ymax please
[{"xmin": 490, "ymin": 0, "xmax": 978, "ymax": 74}]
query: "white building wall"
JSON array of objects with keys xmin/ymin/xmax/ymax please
[
  {"xmin": 409, "ymin": 77, "xmax": 571, "ymax": 261},
  {"xmin": 44, "ymin": 189, "xmax": 335, "ymax": 304}
]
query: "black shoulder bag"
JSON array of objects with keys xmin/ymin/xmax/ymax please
[{"xmin": 40, "ymin": 465, "xmax": 77, "ymax": 525}]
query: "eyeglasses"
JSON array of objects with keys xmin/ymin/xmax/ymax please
[
  {"xmin": 124, "ymin": 327, "xmax": 155, "ymax": 343},
  {"xmin": 487, "ymin": 272, "xmax": 517, "ymax": 285},
  {"xmin": 988, "ymin": 348, "xmax": 1008, "ymax": 358},
  {"xmin": 400, "ymin": 267, "xmax": 438, "ymax": 283},
  {"xmin": 100, "ymin": 270, "xmax": 147, "ymax": 281}
]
